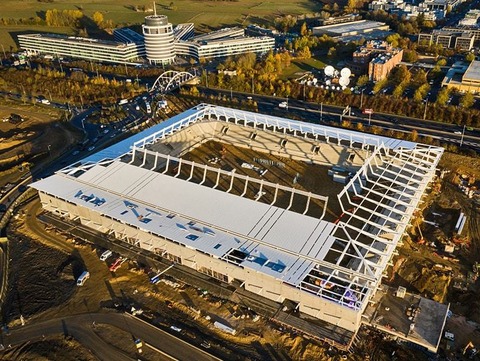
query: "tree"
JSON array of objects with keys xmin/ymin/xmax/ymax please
[
  {"xmin": 327, "ymin": 47, "xmax": 336, "ymax": 57},
  {"xmin": 92, "ymin": 11, "xmax": 104, "ymax": 27},
  {"xmin": 460, "ymin": 92, "xmax": 475, "ymax": 108},
  {"xmin": 300, "ymin": 22, "xmax": 308, "ymax": 37},
  {"xmin": 392, "ymin": 84, "xmax": 404, "ymax": 98},
  {"xmin": 386, "ymin": 33, "xmax": 401, "ymax": 48},
  {"xmin": 373, "ymin": 78, "xmax": 388, "ymax": 93},
  {"xmin": 412, "ymin": 69, "xmax": 427, "ymax": 86},
  {"xmin": 413, "ymin": 83, "xmax": 429, "ymax": 102},
  {"xmin": 409, "ymin": 129, "xmax": 419, "ymax": 142},
  {"xmin": 465, "ymin": 53, "xmax": 475, "ymax": 62},
  {"xmin": 356, "ymin": 75, "xmax": 369, "ymax": 87},
  {"xmin": 346, "ymin": 0, "xmax": 358, "ymax": 10},
  {"xmin": 436, "ymin": 87, "xmax": 450, "ymax": 106},
  {"xmin": 390, "ymin": 64, "xmax": 411, "ymax": 85},
  {"xmin": 403, "ymin": 49, "xmax": 418, "ymax": 62}
]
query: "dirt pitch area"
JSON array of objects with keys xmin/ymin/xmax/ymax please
[{"xmin": 179, "ymin": 140, "xmax": 345, "ymax": 222}]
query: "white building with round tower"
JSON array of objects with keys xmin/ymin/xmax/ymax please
[{"xmin": 142, "ymin": 5, "xmax": 175, "ymax": 65}]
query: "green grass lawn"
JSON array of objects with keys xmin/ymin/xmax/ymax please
[
  {"xmin": 281, "ymin": 58, "xmax": 328, "ymax": 80},
  {"xmin": 0, "ymin": 26, "xmax": 74, "ymax": 51},
  {"xmin": 0, "ymin": 0, "xmax": 321, "ymax": 50}
]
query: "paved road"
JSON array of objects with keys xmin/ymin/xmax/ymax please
[
  {"xmin": 200, "ymin": 87, "xmax": 480, "ymax": 150},
  {"xmin": 2, "ymin": 312, "xmax": 219, "ymax": 361}
]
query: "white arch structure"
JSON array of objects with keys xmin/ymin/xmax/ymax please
[{"xmin": 150, "ymin": 71, "xmax": 196, "ymax": 93}]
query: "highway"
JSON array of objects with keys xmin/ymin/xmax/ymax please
[
  {"xmin": 199, "ymin": 87, "xmax": 480, "ymax": 151},
  {"xmin": 2, "ymin": 312, "xmax": 219, "ymax": 361}
]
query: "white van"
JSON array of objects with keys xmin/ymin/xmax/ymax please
[
  {"xmin": 77, "ymin": 271, "xmax": 90, "ymax": 286},
  {"xmin": 100, "ymin": 250, "xmax": 112, "ymax": 261}
]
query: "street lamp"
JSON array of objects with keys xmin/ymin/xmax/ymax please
[
  {"xmin": 460, "ymin": 124, "xmax": 466, "ymax": 147},
  {"xmin": 56, "ymin": 53, "xmax": 63, "ymax": 73},
  {"xmin": 81, "ymin": 117, "xmax": 85, "ymax": 130},
  {"xmin": 368, "ymin": 112, "xmax": 372, "ymax": 126},
  {"xmin": 20, "ymin": 84, "xmax": 26, "ymax": 104},
  {"xmin": 47, "ymin": 144, "xmax": 51, "ymax": 157},
  {"xmin": 286, "ymin": 95, "xmax": 289, "ymax": 110}
]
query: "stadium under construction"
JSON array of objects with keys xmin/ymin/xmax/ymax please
[{"xmin": 31, "ymin": 104, "xmax": 449, "ymax": 351}]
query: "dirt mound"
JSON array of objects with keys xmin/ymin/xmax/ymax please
[
  {"xmin": 396, "ymin": 259, "xmax": 451, "ymax": 303},
  {"xmin": 4, "ymin": 234, "xmax": 77, "ymax": 323}
]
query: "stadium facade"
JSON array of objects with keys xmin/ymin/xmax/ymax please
[{"xmin": 31, "ymin": 105, "xmax": 444, "ymax": 345}]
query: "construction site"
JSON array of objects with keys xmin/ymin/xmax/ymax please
[{"xmin": 1, "ymin": 99, "xmax": 480, "ymax": 360}]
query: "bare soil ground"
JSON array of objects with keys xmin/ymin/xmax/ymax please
[
  {"xmin": 0, "ymin": 335, "xmax": 96, "ymax": 361},
  {"xmin": 0, "ymin": 101, "xmax": 82, "ymax": 188}
]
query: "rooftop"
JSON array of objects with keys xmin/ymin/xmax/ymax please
[
  {"xmin": 18, "ymin": 33, "xmax": 135, "ymax": 49},
  {"xmin": 313, "ymin": 20, "xmax": 388, "ymax": 35},
  {"xmin": 364, "ymin": 286, "xmax": 449, "ymax": 352},
  {"xmin": 463, "ymin": 60, "xmax": 480, "ymax": 82}
]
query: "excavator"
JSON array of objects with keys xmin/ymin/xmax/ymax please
[{"xmin": 463, "ymin": 341, "xmax": 478, "ymax": 359}]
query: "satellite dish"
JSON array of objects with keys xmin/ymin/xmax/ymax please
[
  {"xmin": 324, "ymin": 65, "xmax": 334, "ymax": 77},
  {"xmin": 325, "ymin": 85, "xmax": 329, "ymax": 90},
  {"xmin": 336, "ymin": 86, "xmax": 341, "ymax": 90},
  {"xmin": 320, "ymin": 85, "xmax": 324, "ymax": 88},
  {"xmin": 326, "ymin": 79, "xmax": 331, "ymax": 85},
  {"xmin": 341, "ymin": 86, "xmax": 346, "ymax": 90},
  {"xmin": 339, "ymin": 77, "xmax": 350, "ymax": 87},
  {"xmin": 340, "ymin": 67, "xmax": 351, "ymax": 78}
]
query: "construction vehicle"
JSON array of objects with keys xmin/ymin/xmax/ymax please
[{"xmin": 463, "ymin": 341, "xmax": 478, "ymax": 359}]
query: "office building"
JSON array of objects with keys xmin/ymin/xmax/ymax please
[
  {"xmin": 442, "ymin": 60, "xmax": 480, "ymax": 93},
  {"xmin": 418, "ymin": 29, "xmax": 475, "ymax": 51},
  {"xmin": 312, "ymin": 20, "xmax": 390, "ymax": 38},
  {"xmin": 368, "ymin": 49, "xmax": 403, "ymax": 81},
  {"xmin": 175, "ymin": 27, "xmax": 274, "ymax": 61},
  {"xmin": 17, "ymin": 33, "xmax": 144, "ymax": 64},
  {"xmin": 173, "ymin": 23, "xmax": 195, "ymax": 41},
  {"xmin": 349, "ymin": 41, "xmax": 403, "ymax": 80}
]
